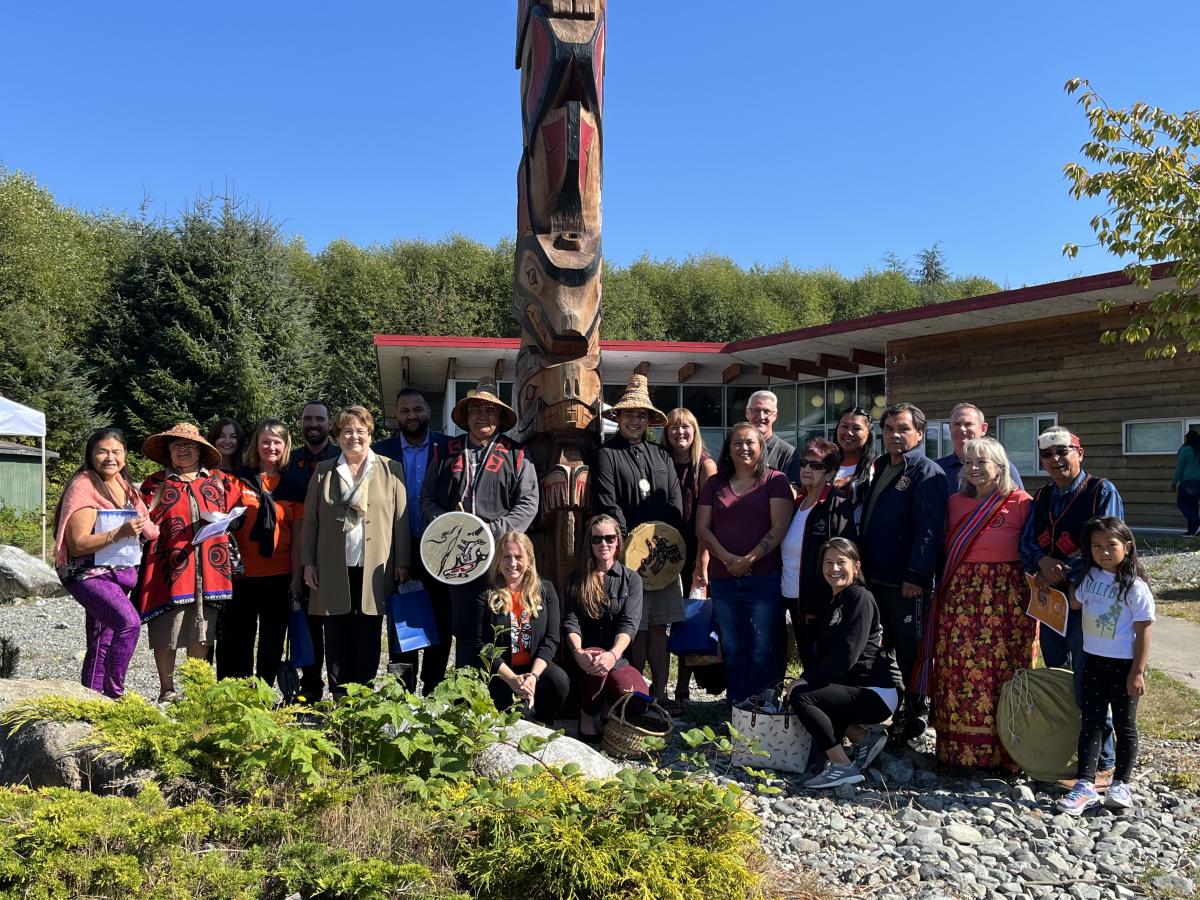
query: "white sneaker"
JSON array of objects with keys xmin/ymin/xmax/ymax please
[
  {"xmin": 804, "ymin": 761, "xmax": 864, "ymax": 789},
  {"xmin": 1103, "ymin": 780, "xmax": 1134, "ymax": 810}
]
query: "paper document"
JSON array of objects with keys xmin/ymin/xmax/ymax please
[
  {"xmin": 94, "ymin": 509, "xmax": 142, "ymax": 567},
  {"xmin": 192, "ymin": 506, "xmax": 246, "ymax": 545}
]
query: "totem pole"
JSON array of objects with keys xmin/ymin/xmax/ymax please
[{"xmin": 513, "ymin": 0, "xmax": 606, "ymax": 592}]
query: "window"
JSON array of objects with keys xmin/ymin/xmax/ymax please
[
  {"xmin": 996, "ymin": 412, "xmax": 1058, "ymax": 476},
  {"xmin": 1123, "ymin": 418, "xmax": 1200, "ymax": 455},
  {"xmin": 923, "ymin": 420, "xmax": 951, "ymax": 461}
]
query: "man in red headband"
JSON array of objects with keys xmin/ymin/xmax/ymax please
[{"xmin": 1020, "ymin": 425, "xmax": 1124, "ymax": 787}]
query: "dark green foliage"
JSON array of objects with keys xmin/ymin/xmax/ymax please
[{"xmin": 89, "ymin": 196, "xmax": 318, "ymax": 438}]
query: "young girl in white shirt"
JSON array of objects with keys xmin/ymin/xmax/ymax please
[{"xmin": 1058, "ymin": 516, "xmax": 1154, "ymax": 815}]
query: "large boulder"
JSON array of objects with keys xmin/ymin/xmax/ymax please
[
  {"xmin": 474, "ymin": 719, "xmax": 624, "ymax": 780},
  {"xmin": 0, "ymin": 545, "xmax": 64, "ymax": 602},
  {"xmin": 0, "ymin": 678, "xmax": 132, "ymax": 792}
]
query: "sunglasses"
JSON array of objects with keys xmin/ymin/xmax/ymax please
[
  {"xmin": 590, "ymin": 533, "xmax": 618, "ymax": 545},
  {"xmin": 796, "ymin": 459, "xmax": 829, "ymax": 470},
  {"xmin": 1039, "ymin": 447, "xmax": 1074, "ymax": 459}
]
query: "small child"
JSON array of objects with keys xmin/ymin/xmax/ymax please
[{"xmin": 1058, "ymin": 516, "xmax": 1154, "ymax": 815}]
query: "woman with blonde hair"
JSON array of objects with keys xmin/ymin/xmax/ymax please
[
  {"xmin": 563, "ymin": 514, "xmax": 650, "ymax": 742},
  {"xmin": 660, "ymin": 407, "xmax": 718, "ymax": 705},
  {"xmin": 925, "ymin": 436, "xmax": 1034, "ymax": 769},
  {"xmin": 476, "ymin": 531, "xmax": 569, "ymax": 724},
  {"xmin": 217, "ymin": 418, "xmax": 303, "ymax": 684}
]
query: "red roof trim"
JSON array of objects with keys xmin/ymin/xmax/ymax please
[
  {"xmin": 374, "ymin": 335, "xmax": 725, "ymax": 353},
  {"xmin": 724, "ymin": 262, "xmax": 1174, "ymax": 352}
]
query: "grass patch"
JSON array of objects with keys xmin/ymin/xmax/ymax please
[
  {"xmin": 1141, "ymin": 670, "xmax": 1200, "ymax": 741},
  {"xmin": 1160, "ymin": 601, "xmax": 1200, "ymax": 626}
]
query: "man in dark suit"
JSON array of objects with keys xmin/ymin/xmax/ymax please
[{"xmin": 373, "ymin": 387, "xmax": 452, "ymax": 694}]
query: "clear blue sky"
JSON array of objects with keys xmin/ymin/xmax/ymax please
[{"xmin": 3, "ymin": 1, "xmax": 1196, "ymax": 288}]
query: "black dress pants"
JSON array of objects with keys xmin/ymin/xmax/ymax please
[
  {"xmin": 323, "ymin": 566, "xmax": 383, "ymax": 698},
  {"xmin": 216, "ymin": 573, "xmax": 291, "ymax": 685},
  {"xmin": 487, "ymin": 660, "xmax": 571, "ymax": 726},
  {"xmin": 450, "ymin": 574, "xmax": 487, "ymax": 668}
]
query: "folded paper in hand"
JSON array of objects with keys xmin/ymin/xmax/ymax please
[{"xmin": 192, "ymin": 506, "xmax": 246, "ymax": 545}]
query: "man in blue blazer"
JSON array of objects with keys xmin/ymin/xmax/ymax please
[{"xmin": 373, "ymin": 387, "xmax": 452, "ymax": 694}]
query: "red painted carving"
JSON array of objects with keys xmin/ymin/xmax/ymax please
[{"xmin": 514, "ymin": 0, "xmax": 606, "ymax": 593}]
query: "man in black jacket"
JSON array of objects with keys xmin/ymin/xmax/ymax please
[{"xmin": 858, "ymin": 402, "xmax": 947, "ymax": 741}]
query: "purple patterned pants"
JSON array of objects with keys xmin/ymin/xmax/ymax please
[{"xmin": 67, "ymin": 567, "xmax": 141, "ymax": 698}]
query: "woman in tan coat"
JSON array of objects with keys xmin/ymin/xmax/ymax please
[{"xmin": 303, "ymin": 405, "xmax": 410, "ymax": 697}]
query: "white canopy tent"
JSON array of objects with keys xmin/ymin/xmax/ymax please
[{"xmin": 0, "ymin": 396, "xmax": 48, "ymax": 561}]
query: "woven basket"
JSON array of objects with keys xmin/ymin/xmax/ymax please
[{"xmin": 602, "ymin": 692, "xmax": 674, "ymax": 759}]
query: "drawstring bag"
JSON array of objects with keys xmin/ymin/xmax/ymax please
[
  {"xmin": 997, "ymin": 667, "xmax": 1080, "ymax": 782},
  {"xmin": 731, "ymin": 686, "xmax": 812, "ymax": 775}
]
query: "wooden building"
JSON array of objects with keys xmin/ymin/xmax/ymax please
[{"xmin": 375, "ymin": 266, "xmax": 1197, "ymax": 529}]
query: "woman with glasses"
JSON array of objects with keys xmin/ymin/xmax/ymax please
[
  {"xmin": 695, "ymin": 423, "xmax": 793, "ymax": 705},
  {"xmin": 302, "ymin": 405, "xmax": 410, "ymax": 698},
  {"xmin": 927, "ymin": 437, "xmax": 1033, "ymax": 769},
  {"xmin": 563, "ymin": 514, "xmax": 650, "ymax": 742},
  {"xmin": 780, "ymin": 438, "xmax": 857, "ymax": 670}
]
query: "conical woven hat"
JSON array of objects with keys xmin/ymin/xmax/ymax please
[
  {"xmin": 450, "ymin": 379, "xmax": 518, "ymax": 432},
  {"xmin": 603, "ymin": 373, "xmax": 667, "ymax": 427},
  {"xmin": 142, "ymin": 422, "xmax": 222, "ymax": 469}
]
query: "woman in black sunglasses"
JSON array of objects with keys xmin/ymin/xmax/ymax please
[
  {"xmin": 562, "ymin": 514, "xmax": 650, "ymax": 742},
  {"xmin": 780, "ymin": 438, "xmax": 858, "ymax": 671}
]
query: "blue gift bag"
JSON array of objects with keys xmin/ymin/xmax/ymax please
[
  {"xmin": 388, "ymin": 580, "xmax": 438, "ymax": 653},
  {"xmin": 287, "ymin": 606, "xmax": 316, "ymax": 669},
  {"xmin": 667, "ymin": 596, "xmax": 719, "ymax": 655}
]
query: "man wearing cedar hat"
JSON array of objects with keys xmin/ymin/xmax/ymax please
[
  {"xmin": 420, "ymin": 380, "xmax": 539, "ymax": 668},
  {"xmin": 1020, "ymin": 425, "xmax": 1124, "ymax": 787}
]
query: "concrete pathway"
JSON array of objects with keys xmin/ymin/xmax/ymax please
[{"xmin": 1153, "ymin": 614, "xmax": 1200, "ymax": 688}]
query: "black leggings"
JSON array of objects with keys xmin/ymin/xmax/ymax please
[
  {"xmin": 1077, "ymin": 652, "xmax": 1139, "ymax": 783},
  {"xmin": 789, "ymin": 682, "xmax": 893, "ymax": 753}
]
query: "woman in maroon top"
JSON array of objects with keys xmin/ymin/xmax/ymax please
[{"xmin": 696, "ymin": 422, "xmax": 793, "ymax": 704}]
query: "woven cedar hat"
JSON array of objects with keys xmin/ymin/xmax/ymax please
[
  {"xmin": 451, "ymin": 379, "xmax": 518, "ymax": 432},
  {"xmin": 603, "ymin": 373, "xmax": 668, "ymax": 428},
  {"xmin": 142, "ymin": 422, "xmax": 222, "ymax": 469}
]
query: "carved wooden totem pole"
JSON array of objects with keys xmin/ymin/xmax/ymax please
[{"xmin": 513, "ymin": 0, "xmax": 606, "ymax": 592}]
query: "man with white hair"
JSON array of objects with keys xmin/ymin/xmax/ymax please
[
  {"xmin": 935, "ymin": 403, "xmax": 1023, "ymax": 494},
  {"xmin": 746, "ymin": 390, "xmax": 798, "ymax": 482}
]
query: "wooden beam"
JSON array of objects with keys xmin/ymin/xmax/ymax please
[
  {"xmin": 400, "ymin": 355, "xmax": 410, "ymax": 389},
  {"xmin": 760, "ymin": 363, "xmax": 795, "ymax": 381},
  {"xmin": 788, "ymin": 358, "xmax": 829, "ymax": 378},
  {"xmin": 677, "ymin": 362, "xmax": 697, "ymax": 383},
  {"xmin": 722, "ymin": 362, "xmax": 751, "ymax": 383},
  {"xmin": 446, "ymin": 356, "xmax": 456, "ymax": 383},
  {"xmin": 818, "ymin": 353, "xmax": 860, "ymax": 374},
  {"xmin": 849, "ymin": 348, "xmax": 886, "ymax": 369},
  {"xmin": 494, "ymin": 358, "xmax": 506, "ymax": 382},
  {"xmin": 633, "ymin": 360, "xmax": 651, "ymax": 376}
]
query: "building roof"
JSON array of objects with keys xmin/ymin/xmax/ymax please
[
  {"xmin": 0, "ymin": 439, "xmax": 59, "ymax": 459},
  {"xmin": 375, "ymin": 264, "xmax": 1177, "ymax": 402}
]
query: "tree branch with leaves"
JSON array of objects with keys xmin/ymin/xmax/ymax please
[{"xmin": 1063, "ymin": 78, "xmax": 1200, "ymax": 357}]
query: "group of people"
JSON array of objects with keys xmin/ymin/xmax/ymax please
[{"xmin": 50, "ymin": 377, "xmax": 1156, "ymax": 810}]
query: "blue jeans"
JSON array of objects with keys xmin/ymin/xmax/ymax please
[
  {"xmin": 1177, "ymin": 481, "xmax": 1200, "ymax": 535},
  {"xmin": 711, "ymin": 575, "xmax": 783, "ymax": 705},
  {"xmin": 1040, "ymin": 607, "xmax": 1116, "ymax": 771}
]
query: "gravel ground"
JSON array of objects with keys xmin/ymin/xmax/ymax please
[{"xmin": 2, "ymin": 556, "xmax": 1200, "ymax": 899}]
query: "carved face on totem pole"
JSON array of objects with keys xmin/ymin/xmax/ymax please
[{"xmin": 514, "ymin": 0, "xmax": 606, "ymax": 441}]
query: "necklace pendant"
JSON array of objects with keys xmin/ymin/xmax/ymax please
[{"xmin": 638, "ymin": 477, "xmax": 651, "ymax": 497}]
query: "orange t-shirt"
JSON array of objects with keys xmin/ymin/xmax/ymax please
[
  {"xmin": 232, "ymin": 471, "xmax": 303, "ymax": 579},
  {"xmin": 509, "ymin": 591, "xmax": 533, "ymax": 668}
]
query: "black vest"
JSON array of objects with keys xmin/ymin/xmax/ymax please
[
  {"xmin": 430, "ymin": 434, "xmax": 526, "ymax": 524},
  {"xmin": 1031, "ymin": 475, "xmax": 1104, "ymax": 561}
]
